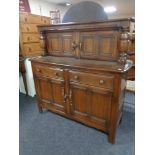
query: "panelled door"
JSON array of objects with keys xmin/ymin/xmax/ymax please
[
  {"xmin": 69, "ymin": 82, "xmax": 112, "ymax": 130},
  {"xmin": 46, "ymin": 32, "xmax": 76, "ymax": 57},
  {"xmin": 35, "ymin": 76, "xmax": 66, "ymax": 114},
  {"xmin": 78, "ymin": 31, "xmax": 119, "ymax": 60}
]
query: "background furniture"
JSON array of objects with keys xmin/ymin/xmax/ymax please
[
  {"xmin": 19, "ymin": 13, "xmax": 51, "ymax": 96},
  {"xmin": 50, "ymin": 10, "xmax": 61, "ymax": 24},
  {"xmin": 31, "ymin": 18, "xmax": 134, "ymax": 144},
  {"xmin": 19, "ymin": 57, "xmax": 28, "ymax": 95},
  {"xmin": 19, "ymin": 13, "xmax": 51, "ymax": 57}
]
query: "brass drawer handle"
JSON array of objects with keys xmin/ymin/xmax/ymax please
[
  {"xmin": 72, "ymin": 42, "xmax": 78, "ymax": 50},
  {"xmin": 74, "ymin": 75, "xmax": 79, "ymax": 80},
  {"xmin": 99, "ymin": 80, "xmax": 105, "ymax": 84}
]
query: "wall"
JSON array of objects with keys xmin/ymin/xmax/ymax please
[{"xmin": 28, "ymin": 0, "xmax": 67, "ymax": 21}]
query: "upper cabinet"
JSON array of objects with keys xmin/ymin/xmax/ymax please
[{"xmin": 38, "ymin": 18, "xmax": 135, "ymax": 62}]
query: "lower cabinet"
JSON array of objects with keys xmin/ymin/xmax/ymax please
[
  {"xmin": 35, "ymin": 76, "xmax": 66, "ymax": 114},
  {"xmin": 32, "ymin": 63, "xmax": 125, "ymax": 144}
]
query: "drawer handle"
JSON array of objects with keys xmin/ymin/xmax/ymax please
[
  {"xmin": 25, "ymin": 18, "xmax": 27, "ymax": 22},
  {"xmin": 36, "ymin": 68, "xmax": 41, "ymax": 72},
  {"xmin": 74, "ymin": 75, "xmax": 79, "ymax": 80},
  {"xmin": 72, "ymin": 42, "xmax": 78, "ymax": 50},
  {"xmin": 44, "ymin": 20, "xmax": 46, "ymax": 23},
  {"xmin": 26, "ymin": 27, "xmax": 29, "ymax": 31},
  {"xmin": 99, "ymin": 80, "xmax": 105, "ymax": 84},
  {"xmin": 54, "ymin": 72, "xmax": 59, "ymax": 76},
  {"xmin": 28, "ymin": 47, "xmax": 32, "ymax": 52},
  {"xmin": 27, "ymin": 37, "xmax": 30, "ymax": 41}
]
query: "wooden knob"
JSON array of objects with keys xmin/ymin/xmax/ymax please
[
  {"xmin": 36, "ymin": 68, "xmax": 41, "ymax": 72},
  {"xmin": 99, "ymin": 80, "xmax": 105, "ymax": 84},
  {"xmin": 44, "ymin": 20, "xmax": 46, "ymax": 23},
  {"xmin": 54, "ymin": 72, "xmax": 59, "ymax": 76},
  {"xmin": 27, "ymin": 37, "xmax": 30, "ymax": 41},
  {"xmin": 26, "ymin": 27, "xmax": 29, "ymax": 31},
  {"xmin": 74, "ymin": 75, "xmax": 79, "ymax": 80}
]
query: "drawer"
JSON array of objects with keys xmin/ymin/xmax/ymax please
[
  {"xmin": 33, "ymin": 65, "xmax": 63, "ymax": 79},
  {"xmin": 21, "ymin": 34, "xmax": 39, "ymax": 43},
  {"xmin": 20, "ymin": 24, "xmax": 38, "ymax": 33},
  {"xmin": 69, "ymin": 71, "xmax": 114, "ymax": 90},
  {"xmin": 41, "ymin": 17, "xmax": 50, "ymax": 24},
  {"xmin": 19, "ymin": 13, "xmax": 28, "ymax": 23},
  {"xmin": 28, "ymin": 15, "xmax": 42, "ymax": 24},
  {"xmin": 23, "ymin": 43, "xmax": 41, "ymax": 54}
]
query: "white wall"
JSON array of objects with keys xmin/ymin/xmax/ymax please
[{"xmin": 28, "ymin": 0, "xmax": 67, "ymax": 21}]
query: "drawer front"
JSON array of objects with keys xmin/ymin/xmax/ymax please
[
  {"xmin": 33, "ymin": 65, "xmax": 63, "ymax": 79},
  {"xmin": 20, "ymin": 14, "xmax": 50, "ymax": 24},
  {"xmin": 69, "ymin": 71, "xmax": 114, "ymax": 90},
  {"xmin": 19, "ymin": 13, "xmax": 28, "ymax": 23},
  {"xmin": 28, "ymin": 15, "xmax": 42, "ymax": 24},
  {"xmin": 20, "ymin": 24, "xmax": 38, "ymax": 33},
  {"xmin": 23, "ymin": 43, "xmax": 41, "ymax": 54},
  {"xmin": 40, "ymin": 17, "xmax": 50, "ymax": 24},
  {"xmin": 22, "ymin": 34, "xmax": 39, "ymax": 43}
]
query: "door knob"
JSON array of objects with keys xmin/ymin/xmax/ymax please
[
  {"xmin": 74, "ymin": 75, "xmax": 79, "ymax": 80},
  {"xmin": 72, "ymin": 42, "xmax": 78, "ymax": 50},
  {"xmin": 99, "ymin": 80, "xmax": 105, "ymax": 84}
]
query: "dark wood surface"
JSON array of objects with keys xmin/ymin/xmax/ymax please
[{"xmin": 31, "ymin": 19, "xmax": 134, "ymax": 144}]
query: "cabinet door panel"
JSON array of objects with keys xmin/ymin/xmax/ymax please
[
  {"xmin": 69, "ymin": 83, "xmax": 112, "ymax": 128},
  {"xmin": 35, "ymin": 77, "xmax": 66, "ymax": 113},
  {"xmin": 71, "ymin": 85, "xmax": 87, "ymax": 115},
  {"xmin": 79, "ymin": 31, "xmax": 118, "ymax": 60},
  {"xmin": 47, "ymin": 32, "xmax": 75, "ymax": 56},
  {"xmin": 90, "ymin": 90, "xmax": 112, "ymax": 125},
  {"xmin": 52, "ymin": 82, "xmax": 63, "ymax": 105}
]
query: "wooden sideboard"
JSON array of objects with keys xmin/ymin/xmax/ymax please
[
  {"xmin": 19, "ymin": 13, "xmax": 51, "ymax": 57},
  {"xmin": 31, "ymin": 18, "xmax": 134, "ymax": 144}
]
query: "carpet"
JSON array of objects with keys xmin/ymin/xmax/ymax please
[{"xmin": 19, "ymin": 92, "xmax": 135, "ymax": 155}]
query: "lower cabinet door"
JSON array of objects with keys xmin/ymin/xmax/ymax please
[
  {"xmin": 69, "ymin": 83, "xmax": 112, "ymax": 129},
  {"xmin": 35, "ymin": 76, "xmax": 66, "ymax": 114}
]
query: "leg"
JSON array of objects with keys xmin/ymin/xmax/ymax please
[
  {"xmin": 37, "ymin": 102, "xmax": 43, "ymax": 113},
  {"xmin": 108, "ymin": 130, "xmax": 116, "ymax": 144},
  {"xmin": 119, "ymin": 115, "xmax": 123, "ymax": 124}
]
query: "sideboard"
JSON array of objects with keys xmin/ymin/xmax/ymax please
[{"xmin": 31, "ymin": 18, "xmax": 134, "ymax": 144}]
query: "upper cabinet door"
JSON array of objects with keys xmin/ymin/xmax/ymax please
[
  {"xmin": 47, "ymin": 32, "xmax": 76, "ymax": 57},
  {"xmin": 79, "ymin": 31, "xmax": 119, "ymax": 61}
]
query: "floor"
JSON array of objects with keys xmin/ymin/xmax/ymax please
[{"xmin": 19, "ymin": 91, "xmax": 135, "ymax": 155}]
